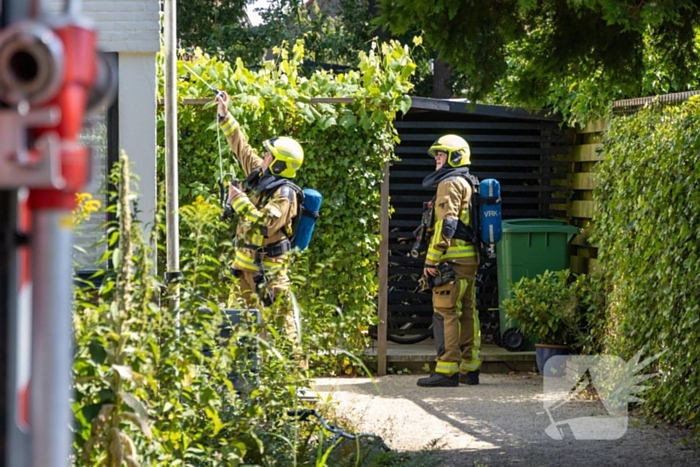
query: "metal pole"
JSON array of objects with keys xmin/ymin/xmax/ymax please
[
  {"xmin": 0, "ymin": 190, "xmax": 22, "ymax": 467},
  {"xmin": 2, "ymin": 3, "xmax": 41, "ymax": 467},
  {"xmin": 164, "ymin": 0, "xmax": 180, "ymax": 309},
  {"xmin": 377, "ymin": 162, "xmax": 390, "ymax": 376},
  {"xmin": 4, "ymin": 190, "xmax": 31, "ymax": 467},
  {"xmin": 29, "ymin": 211, "xmax": 73, "ymax": 467},
  {"xmin": 2, "ymin": 0, "xmax": 99, "ymax": 466}
]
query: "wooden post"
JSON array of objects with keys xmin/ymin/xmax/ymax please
[{"xmin": 377, "ymin": 161, "xmax": 390, "ymax": 376}]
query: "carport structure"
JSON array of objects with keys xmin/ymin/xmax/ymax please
[{"xmin": 376, "ymin": 97, "xmax": 572, "ymax": 375}]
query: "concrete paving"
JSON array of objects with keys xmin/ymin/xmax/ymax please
[
  {"xmin": 312, "ymin": 373, "xmax": 699, "ymax": 467},
  {"xmin": 365, "ymin": 341, "xmax": 538, "ymax": 373}
]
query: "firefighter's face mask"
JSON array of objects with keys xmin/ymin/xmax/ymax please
[{"xmin": 434, "ymin": 151, "xmax": 447, "ymax": 171}]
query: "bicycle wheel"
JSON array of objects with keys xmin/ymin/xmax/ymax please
[
  {"xmin": 387, "ymin": 272, "xmax": 433, "ymax": 344},
  {"xmin": 388, "ymin": 332, "xmax": 432, "ymax": 344}
]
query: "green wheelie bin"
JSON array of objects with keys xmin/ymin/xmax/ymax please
[{"xmin": 496, "ymin": 219, "xmax": 579, "ymax": 351}]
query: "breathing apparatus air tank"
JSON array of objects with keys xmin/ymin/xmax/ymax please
[
  {"xmin": 292, "ymin": 188, "xmax": 322, "ymax": 251},
  {"xmin": 478, "ymin": 179, "xmax": 502, "ymax": 245}
]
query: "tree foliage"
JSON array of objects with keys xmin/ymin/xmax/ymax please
[
  {"xmin": 177, "ymin": 0, "xmax": 251, "ymax": 57},
  {"xmin": 594, "ymin": 99, "xmax": 700, "ymax": 435},
  {"xmin": 378, "ymin": 0, "xmax": 700, "ymax": 124},
  {"xmin": 177, "ymin": 0, "xmax": 378, "ymax": 71}
]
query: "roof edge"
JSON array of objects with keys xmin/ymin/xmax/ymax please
[{"xmin": 408, "ymin": 97, "xmax": 562, "ymax": 122}]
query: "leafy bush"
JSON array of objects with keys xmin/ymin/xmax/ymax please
[
  {"xmin": 72, "ymin": 156, "xmax": 321, "ymax": 465},
  {"xmin": 157, "ymin": 39, "xmax": 416, "ymax": 372},
  {"xmin": 503, "ymin": 269, "xmax": 579, "ymax": 346},
  {"xmin": 595, "ymin": 98, "xmax": 700, "ymax": 434},
  {"xmin": 502, "ymin": 269, "xmax": 606, "ymax": 352},
  {"xmin": 73, "ymin": 160, "xmax": 436, "ymax": 465}
]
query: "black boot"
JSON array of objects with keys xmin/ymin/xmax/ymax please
[
  {"xmin": 417, "ymin": 372, "xmax": 458, "ymax": 387},
  {"xmin": 459, "ymin": 370, "xmax": 480, "ymax": 385}
]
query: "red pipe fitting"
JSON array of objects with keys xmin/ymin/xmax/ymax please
[{"xmin": 30, "ymin": 23, "xmax": 97, "ymax": 211}]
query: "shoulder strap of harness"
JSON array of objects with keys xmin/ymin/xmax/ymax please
[
  {"xmin": 442, "ymin": 173, "xmax": 480, "ymax": 244},
  {"xmin": 259, "ymin": 179, "xmax": 304, "ymax": 239}
]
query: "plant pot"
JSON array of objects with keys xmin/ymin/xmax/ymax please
[{"xmin": 535, "ymin": 343, "xmax": 571, "ymax": 376}]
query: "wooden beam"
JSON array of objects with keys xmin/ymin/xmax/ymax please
[
  {"xmin": 570, "ymin": 200, "xmax": 596, "ymax": 219},
  {"xmin": 572, "ymin": 246, "xmax": 597, "ymax": 259},
  {"xmin": 583, "ymin": 133, "xmax": 604, "ymax": 145},
  {"xmin": 570, "ymin": 172, "xmax": 597, "ymax": 190},
  {"xmin": 580, "ymin": 161, "xmax": 599, "ymax": 173},
  {"xmin": 578, "ymin": 119, "xmax": 608, "ymax": 134},
  {"xmin": 310, "ymin": 97, "xmax": 354, "ymax": 104},
  {"xmin": 377, "ymin": 162, "xmax": 390, "ymax": 376},
  {"xmin": 571, "ymin": 227, "xmax": 596, "ymax": 247},
  {"xmin": 180, "ymin": 96, "xmax": 355, "ymax": 105},
  {"xmin": 570, "ymin": 256, "xmax": 588, "ymax": 274},
  {"xmin": 573, "ymin": 144, "xmax": 604, "ymax": 162}
]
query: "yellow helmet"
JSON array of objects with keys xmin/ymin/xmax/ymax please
[
  {"xmin": 263, "ymin": 136, "xmax": 304, "ymax": 178},
  {"xmin": 428, "ymin": 134, "xmax": 471, "ymax": 168}
]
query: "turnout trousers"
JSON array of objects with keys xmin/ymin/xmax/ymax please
[
  {"xmin": 432, "ymin": 261, "xmax": 481, "ymax": 375},
  {"xmin": 236, "ymin": 262, "xmax": 297, "ymax": 342}
]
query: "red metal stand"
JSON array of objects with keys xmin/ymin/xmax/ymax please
[{"xmin": 0, "ymin": 1, "xmax": 110, "ymax": 465}]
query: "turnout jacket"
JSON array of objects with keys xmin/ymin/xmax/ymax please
[
  {"xmin": 219, "ymin": 113, "xmax": 298, "ymax": 272},
  {"xmin": 425, "ymin": 175, "xmax": 478, "ymax": 268}
]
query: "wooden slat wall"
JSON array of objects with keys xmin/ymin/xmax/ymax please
[
  {"xmin": 388, "ymin": 111, "xmax": 571, "ymax": 341},
  {"xmin": 568, "ymin": 119, "xmax": 608, "ymax": 274}
]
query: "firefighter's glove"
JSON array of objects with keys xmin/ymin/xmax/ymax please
[
  {"xmin": 219, "ymin": 203, "xmax": 234, "ymax": 221},
  {"xmin": 424, "ymin": 262, "xmax": 456, "ymax": 289}
]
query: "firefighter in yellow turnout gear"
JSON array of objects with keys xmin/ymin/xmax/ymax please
[
  {"xmin": 216, "ymin": 92, "xmax": 303, "ymax": 339},
  {"xmin": 417, "ymin": 135, "xmax": 481, "ymax": 387}
]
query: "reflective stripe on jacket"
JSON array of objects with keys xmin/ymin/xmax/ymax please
[{"xmin": 425, "ymin": 176, "xmax": 477, "ymax": 266}]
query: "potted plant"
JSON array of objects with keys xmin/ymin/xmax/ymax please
[{"xmin": 502, "ymin": 269, "xmax": 582, "ymax": 375}]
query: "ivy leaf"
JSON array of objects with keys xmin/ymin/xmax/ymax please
[
  {"xmin": 398, "ymin": 95, "xmax": 412, "ymax": 115},
  {"xmin": 339, "ymin": 112, "xmax": 357, "ymax": 129},
  {"xmin": 371, "ymin": 110, "xmax": 387, "ymax": 124},
  {"xmin": 319, "ymin": 116, "xmax": 337, "ymax": 130}
]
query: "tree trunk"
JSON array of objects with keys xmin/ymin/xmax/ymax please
[{"xmin": 433, "ymin": 57, "xmax": 452, "ymax": 99}]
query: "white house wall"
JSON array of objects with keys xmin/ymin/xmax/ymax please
[
  {"xmin": 47, "ymin": 0, "xmax": 160, "ymax": 52},
  {"xmin": 84, "ymin": 1, "xmax": 161, "ymax": 53},
  {"xmin": 48, "ymin": 0, "xmax": 160, "ymax": 262},
  {"xmin": 118, "ymin": 52, "xmax": 158, "ymax": 229}
]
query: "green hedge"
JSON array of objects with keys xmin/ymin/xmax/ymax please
[
  {"xmin": 595, "ymin": 98, "xmax": 700, "ymax": 433},
  {"xmin": 157, "ymin": 40, "xmax": 416, "ymax": 370}
]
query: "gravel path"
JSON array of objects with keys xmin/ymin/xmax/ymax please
[{"xmin": 312, "ymin": 373, "xmax": 699, "ymax": 467}]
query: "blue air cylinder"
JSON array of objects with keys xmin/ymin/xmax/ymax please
[
  {"xmin": 292, "ymin": 188, "xmax": 322, "ymax": 251},
  {"xmin": 479, "ymin": 179, "xmax": 502, "ymax": 244}
]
